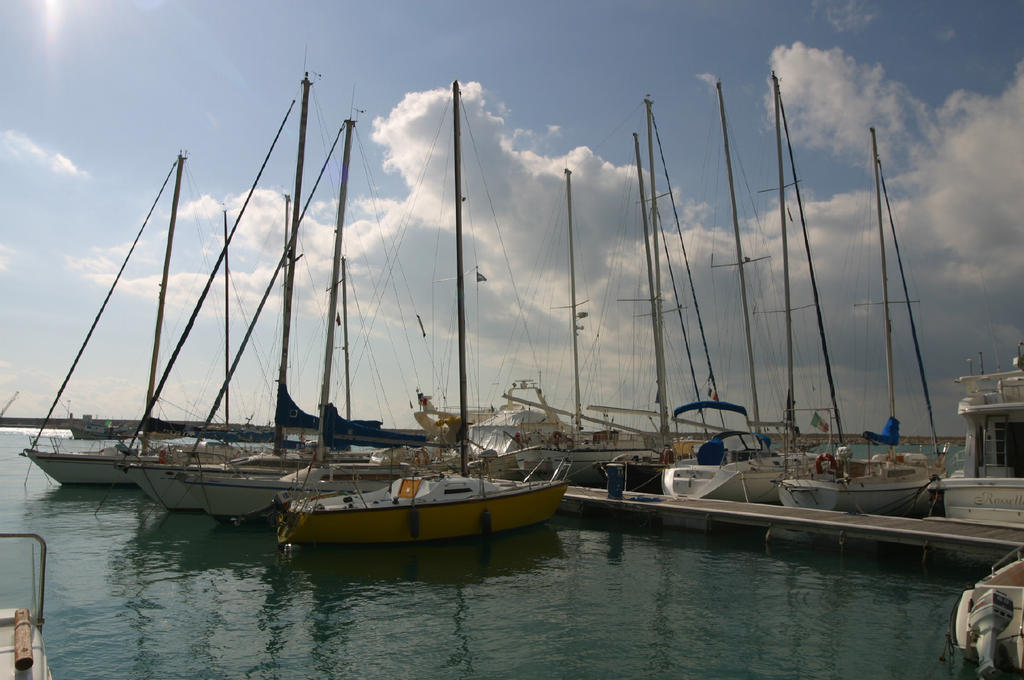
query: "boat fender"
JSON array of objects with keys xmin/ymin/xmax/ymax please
[
  {"xmin": 481, "ymin": 508, "xmax": 492, "ymax": 535},
  {"xmin": 14, "ymin": 608, "xmax": 33, "ymax": 671},
  {"xmin": 408, "ymin": 507, "xmax": 420, "ymax": 539},
  {"xmin": 814, "ymin": 453, "xmax": 838, "ymax": 475}
]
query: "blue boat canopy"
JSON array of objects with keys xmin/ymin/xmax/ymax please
[
  {"xmin": 275, "ymin": 385, "xmax": 425, "ymax": 447},
  {"xmin": 863, "ymin": 417, "xmax": 899, "ymax": 446},
  {"xmin": 672, "ymin": 400, "xmax": 748, "ymax": 418},
  {"xmin": 321, "ymin": 403, "xmax": 426, "ymax": 447}
]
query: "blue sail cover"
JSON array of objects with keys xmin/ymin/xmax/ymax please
[
  {"xmin": 672, "ymin": 400, "xmax": 748, "ymax": 419},
  {"xmin": 275, "ymin": 385, "xmax": 424, "ymax": 447},
  {"xmin": 863, "ymin": 417, "xmax": 900, "ymax": 446},
  {"xmin": 321, "ymin": 403, "xmax": 426, "ymax": 447},
  {"xmin": 275, "ymin": 384, "xmax": 319, "ymax": 431}
]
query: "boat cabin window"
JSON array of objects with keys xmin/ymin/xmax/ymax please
[
  {"xmin": 984, "ymin": 419, "xmax": 1024, "ymax": 476},
  {"xmin": 984, "ymin": 419, "xmax": 1007, "ymax": 467}
]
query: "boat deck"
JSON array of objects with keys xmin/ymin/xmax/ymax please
[{"xmin": 560, "ymin": 486, "xmax": 1024, "ymax": 558}]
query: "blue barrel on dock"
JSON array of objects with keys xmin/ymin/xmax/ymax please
[{"xmin": 606, "ymin": 463, "xmax": 625, "ymax": 499}]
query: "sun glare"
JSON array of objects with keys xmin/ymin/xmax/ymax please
[{"xmin": 44, "ymin": 0, "xmax": 62, "ymax": 45}]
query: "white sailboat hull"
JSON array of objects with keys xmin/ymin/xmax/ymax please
[
  {"xmin": 123, "ymin": 464, "xmax": 207, "ymax": 511},
  {"xmin": 22, "ymin": 449, "xmax": 152, "ymax": 485},
  {"xmin": 778, "ymin": 474, "xmax": 934, "ymax": 516},
  {"xmin": 661, "ymin": 463, "xmax": 782, "ymax": 504},
  {"xmin": 183, "ymin": 466, "xmax": 400, "ymax": 522}
]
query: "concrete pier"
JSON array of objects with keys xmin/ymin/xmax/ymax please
[{"xmin": 559, "ymin": 486, "xmax": 1024, "ymax": 559}]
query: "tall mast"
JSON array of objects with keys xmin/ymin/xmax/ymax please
[
  {"xmin": 274, "ymin": 73, "xmax": 311, "ymax": 453},
  {"xmin": 633, "ymin": 132, "xmax": 666, "ymax": 437},
  {"xmin": 716, "ymin": 81, "xmax": 761, "ymax": 431},
  {"xmin": 871, "ymin": 127, "xmax": 896, "ymax": 420},
  {"xmin": 223, "ymin": 208, "xmax": 229, "ymax": 427},
  {"xmin": 564, "ymin": 168, "xmax": 583, "ymax": 431},
  {"xmin": 773, "ymin": 73, "xmax": 795, "ymax": 449},
  {"xmin": 141, "ymin": 152, "xmax": 185, "ymax": 453},
  {"xmin": 316, "ymin": 119, "xmax": 355, "ymax": 463},
  {"xmin": 645, "ymin": 97, "xmax": 669, "ymax": 436},
  {"xmin": 453, "ymin": 80, "xmax": 469, "ymax": 476},
  {"xmin": 778, "ymin": 79, "xmax": 845, "ymax": 443},
  {"xmin": 342, "ymin": 256, "xmax": 350, "ymax": 420}
]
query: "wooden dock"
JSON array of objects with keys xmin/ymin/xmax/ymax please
[{"xmin": 559, "ymin": 486, "xmax": 1024, "ymax": 559}]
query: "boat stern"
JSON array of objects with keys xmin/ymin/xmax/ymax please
[{"xmin": 952, "ymin": 584, "xmax": 1024, "ymax": 677}]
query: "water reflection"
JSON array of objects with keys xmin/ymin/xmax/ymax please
[{"xmin": 281, "ymin": 524, "xmax": 564, "ymax": 586}]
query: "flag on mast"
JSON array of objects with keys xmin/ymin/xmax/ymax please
[{"xmin": 810, "ymin": 411, "xmax": 829, "ymax": 432}]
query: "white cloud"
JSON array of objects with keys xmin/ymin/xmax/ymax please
[
  {"xmin": 0, "ymin": 243, "xmax": 12, "ymax": 272},
  {"xmin": 0, "ymin": 130, "xmax": 88, "ymax": 177},
  {"xmin": 696, "ymin": 73, "xmax": 717, "ymax": 91},
  {"xmin": 814, "ymin": 0, "xmax": 876, "ymax": 33},
  {"xmin": 769, "ymin": 42, "xmax": 924, "ymax": 163}
]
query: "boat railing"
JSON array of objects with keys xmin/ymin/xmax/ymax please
[
  {"xmin": 0, "ymin": 533, "xmax": 46, "ymax": 629},
  {"xmin": 989, "ymin": 543, "xmax": 1024, "ymax": 577}
]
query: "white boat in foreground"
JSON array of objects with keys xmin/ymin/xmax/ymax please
[
  {"xmin": 950, "ymin": 545, "xmax": 1024, "ymax": 677},
  {"xmin": 0, "ymin": 533, "xmax": 51, "ymax": 679},
  {"xmin": 933, "ymin": 354, "xmax": 1024, "ymax": 526}
]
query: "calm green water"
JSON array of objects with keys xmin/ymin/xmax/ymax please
[{"xmin": 1, "ymin": 429, "xmax": 987, "ymax": 679}]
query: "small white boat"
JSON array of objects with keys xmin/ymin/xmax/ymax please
[
  {"xmin": 950, "ymin": 545, "xmax": 1024, "ymax": 677},
  {"xmin": 0, "ymin": 533, "xmax": 51, "ymax": 679},
  {"xmin": 661, "ymin": 429, "xmax": 801, "ymax": 504}
]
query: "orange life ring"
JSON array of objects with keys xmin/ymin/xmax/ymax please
[{"xmin": 814, "ymin": 452, "xmax": 838, "ymax": 475}]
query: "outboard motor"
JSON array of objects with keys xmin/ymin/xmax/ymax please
[{"xmin": 968, "ymin": 588, "xmax": 1015, "ymax": 678}]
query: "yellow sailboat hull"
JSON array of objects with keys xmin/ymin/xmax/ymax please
[{"xmin": 278, "ymin": 481, "xmax": 567, "ymax": 545}]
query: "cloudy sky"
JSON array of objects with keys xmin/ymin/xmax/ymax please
[{"xmin": 1, "ymin": 0, "xmax": 1021, "ymax": 439}]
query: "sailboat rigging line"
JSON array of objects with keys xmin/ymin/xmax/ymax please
[
  {"xmin": 459, "ymin": 96, "xmax": 543, "ymax": 376},
  {"xmin": 185, "ymin": 124, "xmax": 347, "ymax": 459},
  {"xmin": 878, "ymin": 164, "xmax": 939, "ymax": 454},
  {"xmin": 127, "ymin": 98, "xmax": 297, "ymax": 452},
  {"xmin": 778, "ymin": 86, "xmax": 845, "ymax": 444},
  {"xmin": 32, "ymin": 159, "xmax": 177, "ymax": 448},
  {"xmin": 652, "ymin": 113, "xmax": 717, "ymax": 410},
  {"xmin": 351, "ymin": 112, "xmax": 440, "ymax": 405}
]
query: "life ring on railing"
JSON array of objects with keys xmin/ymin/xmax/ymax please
[
  {"xmin": 814, "ymin": 452, "xmax": 838, "ymax": 475},
  {"xmin": 158, "ymin": 449, "xmax": 167, "ymax": 464},
  {"xmin": 514, "ymin": 432, "xmax": 523, "ymax": 446}
]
